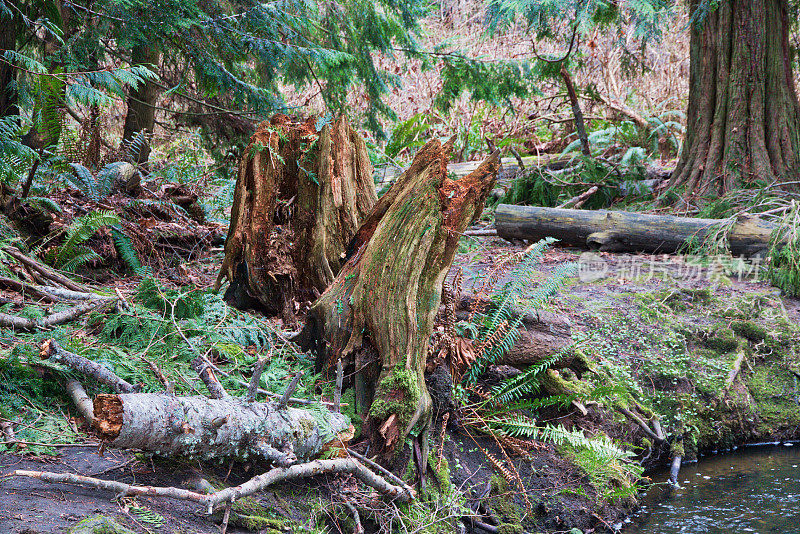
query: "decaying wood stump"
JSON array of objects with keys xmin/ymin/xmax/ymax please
[
  {"xmin": 296, "ymin": 138, "xmax": 500, "ymax": 463},
  {"xmin": 216, "ymin": 115, "xmax": 377, "ymax": 323}
]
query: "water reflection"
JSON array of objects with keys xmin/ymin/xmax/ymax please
[{"xmin": 623, "ymin": 445, "xmax": 800, "ymax": 534}]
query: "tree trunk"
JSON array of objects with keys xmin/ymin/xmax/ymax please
[
  {"xmin": 668, "ymin": 0, "xmax": 800, "ymax": 195},
  {"xmin": 122, "ymin": 45, "xmax": 160, "ymax": 165},
  {"xmin": 216, "ymin": 115, "xmax": 377, "ymax": 324},
  {"xmin": 0, "ymin": 9, "xmax": 18, "ymax": 119},
  {"xmin": 297, "ymin": 139, "xmax": 500, "ymax": 463},
  {"xmin": 496, "ymin": 204, "xmax": 780, "ymax": 256}
]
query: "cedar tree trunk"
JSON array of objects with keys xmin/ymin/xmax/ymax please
[
  {"xmin": 0, "ymin": 10, "xmax": 18, "ymax": 119},
  {"xmin": 297, "ymin": 138, "xmax": 499, "ymax": 463},
  {"xmin": 668, "ymin": 0, "xmax": 800, "ymax": 195},
  {"xmin": 215, "ymin": 115, "xmax": 377, "ymax": 324},
  {"xmin": 122, "ymin": 45, "xmax": 160, "ymax": 164}
]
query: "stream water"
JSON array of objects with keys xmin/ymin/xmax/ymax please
[{"xmin": 622, "ymin": 444, "xmax": 800, "ymax": 533}]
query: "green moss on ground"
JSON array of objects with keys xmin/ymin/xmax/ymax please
[
  {"xmin": 67, "ymin": 516, "xmax": 136, "ymax": 534},
  {"xmin": 487, "ymin": 476, "xmax": 523, "ymax": 526}
]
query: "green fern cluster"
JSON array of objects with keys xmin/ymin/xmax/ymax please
[
  {"xmin": 0, "ymin": 116, "xmax": 36, "ymax": 185},
  {"xmin": 45, "ymin": 211, "xmax": 120, "ymax": 271},
  {"xmin": 59, "ymin": 162, "xmax": 132, "ymax": 202},
  {"xmin": 462, "ymin": 238, "xmax": 577, "ymax": 384},
  {"xmin": 767, "ymin": 203, "xmax": 800, "ymax": 297}
]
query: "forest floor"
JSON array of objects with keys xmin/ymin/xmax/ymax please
[{"xmin": 1, "ymin": 237, "xmax": 799, "ymax": 534}]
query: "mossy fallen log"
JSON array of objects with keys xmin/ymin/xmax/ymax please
[
  {"xmin": 495, "ymin": 205, "xmax": 780, "ymax": 255},
  {"xmin": 93, "ymin": 393, "xmax": 350, "ymax": 464}
]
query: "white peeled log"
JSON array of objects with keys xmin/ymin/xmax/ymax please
[{"xmin": 93, "ymin": 393, "xmax": 350, "ymax": 465}]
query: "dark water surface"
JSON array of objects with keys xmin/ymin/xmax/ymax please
[{"xmin": 622, "ymin": 444, "xmax": 800, "ymax": 534}]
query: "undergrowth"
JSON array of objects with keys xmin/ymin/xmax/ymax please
[
  {"xmin": 0, "ymin": 278, "xmax": 325, "ymax": 455},
  {"xmin": 448, "ymin": 238, "xmax": 642, "ymax": 503}
]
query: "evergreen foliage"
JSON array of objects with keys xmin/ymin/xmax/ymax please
[{"xmin": 2, "ymin": 0, "xmax": 430, "ymax": 139}]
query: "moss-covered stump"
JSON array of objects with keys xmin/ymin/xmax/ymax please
[
  {"xmin": 298, "ymin": 138, "xmax": 499, "ymax": 463},
  {"xmin": 216, "ymin": 115, "xmax": 377, "ymax": 323}
]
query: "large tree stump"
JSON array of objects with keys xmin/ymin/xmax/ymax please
[
  {"xmin": 215, "ymin": 115, "xmax": 377, "ymax": 323},
  {"xmin": 297, "ymin": 138, "xmax": 500, "ymax": 463}
]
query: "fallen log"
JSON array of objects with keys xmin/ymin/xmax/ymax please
[
  {"xmin": 453, "ymin": 295, "xmax": 581, "ymax": 374},
  {"xmin": 495, "ymin": 205, "xmax": 780, "ymax": 255},
  {"xmin": 92, "ymin": 393, "xmax": 350, "ymax": 465}
]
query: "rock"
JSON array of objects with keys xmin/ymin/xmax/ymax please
[
  {"xmin": 426, "ymin": 364, "xmax": 455, "ymax": 418},
  {"xmin": 67, "ymin": 515, "xmax": 136, "ymax": 534}
]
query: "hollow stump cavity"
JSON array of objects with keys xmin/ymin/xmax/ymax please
[{"xmin": 216, "ymin": 115, "xmax": 377, "ymax": 324}]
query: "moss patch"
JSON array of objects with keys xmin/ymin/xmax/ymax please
[
  {"xmin": 369, "ymin": 366, "xmax": 422, "ymax": 429},
  {"xmin": 487, "ymin": 476, "xmax": 523, "ymax": 525},
  {"xmin": 67, "ymin": 516, "xmax": 136, "ymax": 534}
]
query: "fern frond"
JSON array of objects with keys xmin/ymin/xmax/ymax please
[
  {"xmin": 59, "ymin": 248, "xmax": 101, "ymax": 272},
  {"xmin": 111, "ymin": 225, "xmax": 146, "ymax": 275},
  {"xmin": 52, "ymin": 210, "xmax": 120, "ymax": 269}
]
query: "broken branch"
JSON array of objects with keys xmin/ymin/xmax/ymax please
[
  {"xmin": 9, "ymin": 457, "xmax": 414, "ymax": 516},
  {"xmin": 65, "ymin": 378, "xmax": 94, "ymax": 425},
  {"xmin": 191, "ymin": 356, "xmax": 229, "ymax": 399},
  {"xmin": 0, "ymin": 299, "xmax": 116, "ymax": 331},
  {"xmin": 3, "ymin": 247, "xmax": 91, "ymax": 293},
  {"xmin": 40, "ymin": 339, "xmax": 136, "ymax": 394},
  {"xmin": 278, "ymin": 370, "xmax": 303, "ymax": 409}
]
